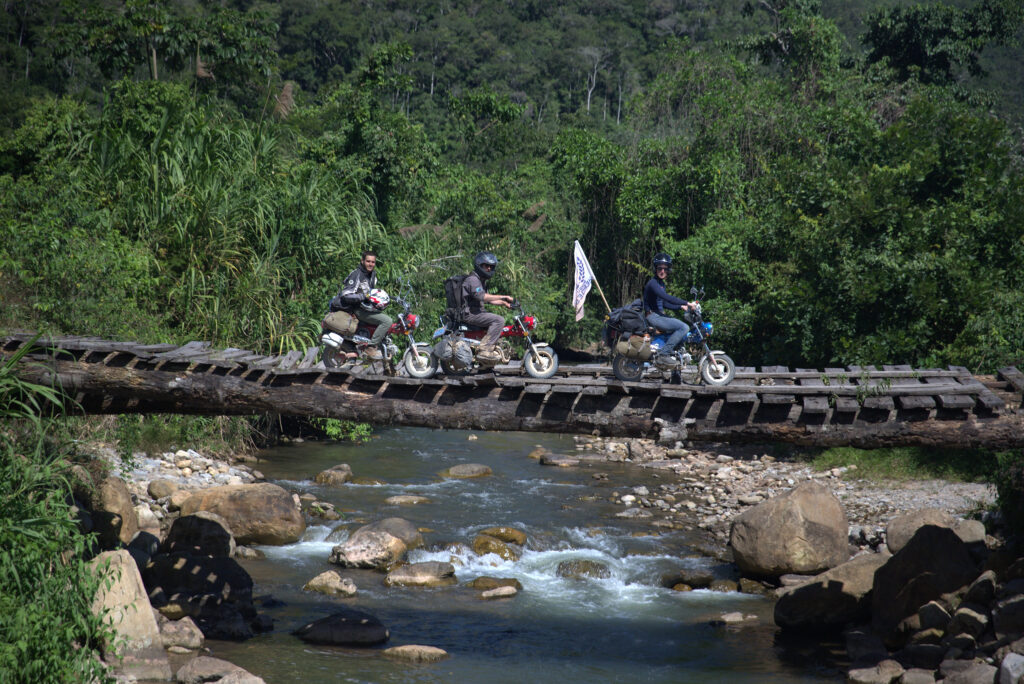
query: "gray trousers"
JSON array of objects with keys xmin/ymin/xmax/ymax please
[
  {"xmin": 356, "ymin": 308, "xmax": 393, "ymax": 345},
  {"xmin": 464, "ymin": 312, "xmax": 505, "ymax": 346}
]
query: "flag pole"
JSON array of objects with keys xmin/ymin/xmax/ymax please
[{"xmin": 591, "ymin": 271, "xmax": 612, "ymax": 314}]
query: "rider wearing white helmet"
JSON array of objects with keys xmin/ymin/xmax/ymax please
[{"xmin": 328, "ymin": 249, "xmax": 393, "ymax": 358}]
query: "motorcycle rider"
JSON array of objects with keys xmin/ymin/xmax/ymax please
[
  {"xmin": 462, "ymin": 251, "xmax": 513, "ymax": 363},
  {"xmin": 328, "ymin": 250, "xmax": 392, "ymax": 359},
  {"xmin": 643, "ymin": 253, "xmax": 695, "ymax": 360}
]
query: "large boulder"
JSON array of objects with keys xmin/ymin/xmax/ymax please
[
  {"xmin": 292, "ymin": 608, "xmax": 390, "ymax": 646},
  {"xmin": 89, "ymin": 550, "xmax": 172, "ymax": 681},
  {"xmin": 729, "ymin": 480, "xmax": 848, "ymax": 576},
  {"xmin": 161, "ymin": 511, "xmax": 236, "ymax": 557},
  {"xmin": 314, "ymin": 464, "xmax": 353, "ymax": 486},
  {"xmin": 179, "ymin": 483, "xmax": 304, "ymax": 545},
  {"xmin": 774, "ymin": 551, "xmax": 891, "ymax": 630},
  {"xmin": 329, "ymin": 519, "xmax": 422, "ymax": 570},
  {"xmin": 91, "ymin": 476, "xmax": 139, "ymax": 548},
  {"xmin": 885, "ymin": 508, "xmax": 957, "ymax": 553},
  {"xmin": 871, "ymin": 525, "xmax": 979, "ymax": 641}
]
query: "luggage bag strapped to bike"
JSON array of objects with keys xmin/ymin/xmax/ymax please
[
  {"xmin": 443, "ymin": 274, "xmax": 469, "ymax": 325},
  {"xmin": 323, "ymin": 310, "xmax": 358, "ymax": 336}
]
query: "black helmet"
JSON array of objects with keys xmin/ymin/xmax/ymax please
[
  {"xmin": 473, "ymin": 251, "xmax": 499, "ymax": 280},
  {"xmin": 653, "ymin": 253, "xmax": 672, "ymax": 273}
]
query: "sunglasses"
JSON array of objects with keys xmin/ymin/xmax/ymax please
[
  {"xmin": 656, "ymin": 266, "xmax": 669, "ymax": 272},
  {"xmin": 481, "ymin": 264, "xmax": 495, "ymax": 271}
]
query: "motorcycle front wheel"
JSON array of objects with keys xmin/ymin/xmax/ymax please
[
  {"xmin": 611, "ymin": 354, "xmax": 644, "ymax": 382},
  {"xmin": 700, "ymin": 353, "xmax": 735, "ymax": 386},
  {"xmin": 524, "ymin": 347, "xmax": 559, "ymax": 379},
  {"xmin": 402, "ymin": 343, "xmax": 438, "ymax": 379}
]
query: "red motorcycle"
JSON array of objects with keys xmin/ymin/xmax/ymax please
[
  {"xmin": 321, "ymin": 283, "xmax": 438, "ymax": 377},
  {"xmin": 430, "ymin": 300, "xmax": 559, "ymax": 378}
]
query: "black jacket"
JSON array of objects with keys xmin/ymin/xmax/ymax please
[{"xmin": 329, "ymin": 266, "xmax": 377, "ymax": 312}]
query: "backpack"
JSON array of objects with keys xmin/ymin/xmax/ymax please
[
  {"xmin": 444, "ymin": 274, "xmax": 469, "ymax": 324},
  {"xmin": 602, "ymin": 298, "xmax": 647, "ymax": 348}
]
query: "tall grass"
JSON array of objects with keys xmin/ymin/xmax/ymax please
[{"xmin": 0, "ymin": 342, "xmax": 114, "ymax": 683}]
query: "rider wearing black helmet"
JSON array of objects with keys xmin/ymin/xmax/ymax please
[
  {"xmin": 642, "ymin": 253, "xmax": 694, "ymax": 358},
  {"xmin": 462, "ymin": 251, "xmax": 514, "ymax": 362}
]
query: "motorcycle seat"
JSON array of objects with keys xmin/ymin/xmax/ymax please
[{"xmin": 457, "ymin": 324, "xmax": 488, "ymax": 332}]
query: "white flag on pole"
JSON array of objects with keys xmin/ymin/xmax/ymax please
[{"xmin": 571, "ymin": 240, "xmax": 595, "ymax": 321}]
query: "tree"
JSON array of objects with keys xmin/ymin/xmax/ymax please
[{"xmin": 862, "ymin": 0, "xmax": 1024, "ymax": 86}]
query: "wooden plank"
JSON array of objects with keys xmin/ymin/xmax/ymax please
[
  {"xmin": 886, "ymin": 364, "xmax": 935, "ymax": 410},
  {"xmin": 522, "ymin": 384, "xmax": 551, "ymax": 394},
  {"xmin": 997, "ymin": 367, "xmax": 1024, "ymax": 394},
  {"xmin": 796, "ymin": 367, "xmax": 829, "ymax": 415},
  {"xmin": 825, "ymin": 368, "xmax": 858, "ymax": 412},
  {"xmin": 660, "ymin": 388, "xmax": 692, "ymax": 400},
  {"xmin": 950, "ymin": 365, "xmax": 1005, "ymax": 412},
  {"xmin": 923, "ymin": 373, "xmax": 975, "ymax": 410},
  {"xmin": 550, "ymin": 384, "xmax": 583, "ymax": 393},
  {"xmin": 802, "ymin": 396, "xmax": 830, "ymax": 414},
  {"xmin": 298, "ymin": 347, "xmax": 321, "ymax": 369},
  {"xmin": 274, "ymin": 350, "xmax": 305, "ymax": 372},
  {"xmin": 151, "ymin": 341, "xmax": 211, "ymax": 360}
]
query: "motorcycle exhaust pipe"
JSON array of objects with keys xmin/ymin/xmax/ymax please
[{"xmin": 322, "ymin": 332, "xmax": 345, "ymax": 349}]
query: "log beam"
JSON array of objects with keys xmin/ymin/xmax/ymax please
[{"xmin": 11, "ymin": 358, "xmax": 1024, "ymax": 449}]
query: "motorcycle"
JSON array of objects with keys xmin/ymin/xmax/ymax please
[
  {"xmin": 431, "ymin": 300, "xmax": 559, "ymax": 379},
  {"xmin": 320, "ymin": 281, "xmax": 438, "ymax": 378},
  {"xmin": 609, "ymin": 287, "xmax": 735, "ymax": 385}
]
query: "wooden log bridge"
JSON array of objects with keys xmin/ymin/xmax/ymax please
[{"xmin": 3, "ymin": 334, "xmax": 1023, "ymax": 449}]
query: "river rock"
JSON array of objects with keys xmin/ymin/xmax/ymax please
[
  {"xmin": 385, "ymin": 495, "xmax": 431, "ymax": 505},
  {"xmin": 148, "ymin": 478, "xmax": 179, "ymax": 500},
  {"xmin": 382, "ymin": 645, "xmax": 449, "ymax": 663},
  {"xmin": 729, "ymin": 480, "xmax": 848, "ymax": 576},
  {"xmin": 315, "ymin": 464, "xmax": 353, "ymax": 486},
  {"xmin": 330, "ymin": 528, "xmax": 407, "ymax": 569},
  {"xmin": 292, "ymin": 607, "xmax": 389, "ymax": 646},
  {"xmin": 304, "ymin": 570, "xmax": 357, "ymax": 597},
  {"xmin": 557, "ymin": 559, "xmax": 611, "ymax": 580},
  {"xmin": 481, "ymin": 586, "xmax": 518, "ymax": 599},
  {"xmin": 385, "ymin": 562, "xmax": 457, "ymax": 587},
  {"xmin": 479, "ymin": 527, "xmax": 527, "ymax": 545},
  {"xmin": 179, "ymin": 483, "xmax": 305, "ymax": 545},
  {"xmin": 92, "ymin": 476, "xmax": 139, "ymax": 548},
  {"xmin": 175, "ymin": 656, "xmax": 248, "ymax": 684},
  {"xmin": 774, "ymin": 551, "xmax": 891, "ymax": 630},
  {"xmin": 329, "ymin": 519, "xmax": 422, "ymax": 570},
  {"xmin": 846, "ymin": 659, "xmax": 904, "ymax": 684},
  {"xmin": 871, "ymin": 525, "xmax": 979, "ymax": 642},
  {"xmin": 540, "ymin": 454, "xmax": 580, "ymax": 467},
  {"xmin": 443, "ymin": 463, "xmax": 492, "ymax": 479},
  {"xmin": 162, "ymin": 511, "xmax": 236, "ymax": 558},
  {"xmin": 469, "ymin": 577, "xmax": 523, "ymax": 591},
  {"xmin": 472, "ymin": 534, "xmax": 520, "ymax": 561},
  {"xmin": 160, "ymin": 616, "xmax": 204, "ymax": 650},
  {"xmin": 89, "ymin": 549, "xmax": 172, "ymax": 681},
  {"xmin": 885, "ymin": 508, "xmax": 958, "ymax": 553}
]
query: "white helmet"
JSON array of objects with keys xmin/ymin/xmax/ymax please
[{"xmin": 363, "ymin": 288, "xmax": 390, "ymax": 311}]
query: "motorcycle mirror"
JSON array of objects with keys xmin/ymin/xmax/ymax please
[{"xmin": 690, "ymin": 286, "xmax": 699, "ymax": 297}]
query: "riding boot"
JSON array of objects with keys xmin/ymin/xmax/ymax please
[
  {"xmin": 477, "ymin": 344, "xmax": 501, "ymax": 364},
  {"xmin": 363, "ymin": 346, "xmax": 383, "ymax": 360}
]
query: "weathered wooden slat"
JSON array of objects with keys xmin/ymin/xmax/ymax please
[
  {"xmin": 997, "ymin": 367, "xmax": 1024, "ymax": 394},
  {"xmin": 758, "ymin": 366, "xmax": 796, "ymax": 404},
  {"xmin": 950, "ymin": 365, "xmax": 1005, "ymax": 412},
  {"xmin": 797, "ymin": 368, "xmax": 829, "ymax": 414},
  {"xmin": 824, "ymin": 368, "xmax": 858, "ymax": 413},
  {"xmin": 274, "ymin": 350, "xmax": 305, "ymax": 371},
  {"xmin": 886, "ymin": 364, "xmax": 936, "ymax": 410},
  {"xmin": 660, "ymin": 388, "xmax": 692, "ymax": 399},
  {"xmin": 522, "ymin": 384, "xmax": 551, "ymax": 394},
  {"xmin": 151, "ymin": 341, "xmax": 211, "ymax": 360},
  {"xmin": 298, "ymin": 347, "xmax": 321, "ymax": 369}
]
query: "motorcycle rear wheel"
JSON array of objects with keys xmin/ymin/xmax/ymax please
[
  {"xmin": 440, "ymin": 359, "xmax": 473, "ymax": 376},
  {"xmin": 611, "ymin": 354, "xmax": 644, "ymax": 382},
  {"xmin": 322, "ymin": 343, "xmax": 353, "ymax": 369},
  {"xmin": 524, "ymin": 348, "xmax": 558, "ymax": 379},
  {"xmin": 700, "ymin": 353, "xmax": 735, "ymax": 386}
]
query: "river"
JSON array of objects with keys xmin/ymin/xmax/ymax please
[{"xmin": 204, "ymin": 426, "xmax": 843, "ymax": 683}]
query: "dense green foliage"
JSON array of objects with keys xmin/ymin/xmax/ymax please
[
  {"xmin": 1, "ymin": 0, "xmax": 1021, "ymax": 374},
  {"xmin": 0, "ymin": 344, "xmax": 114, "ymax": 683}
]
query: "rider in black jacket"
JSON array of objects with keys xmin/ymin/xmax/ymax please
[
  {"xmin": 329, "ymin": 250, "xmax": 392, "ymax": 358},
  {"xmin": 643, "ymin": 253, "xmax": 694, "ymax": 357}
]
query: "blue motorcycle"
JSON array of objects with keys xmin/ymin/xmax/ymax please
[{"xmin": 610, "ymin": 287, "xmax": 735, "ymax": 385}]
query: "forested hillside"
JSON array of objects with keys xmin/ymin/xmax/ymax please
[{"xmin": 1, "ymin": 0, "xmax": 1022, "ymax": 371}]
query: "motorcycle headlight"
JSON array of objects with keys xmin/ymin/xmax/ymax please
[
  {"xmin": 524, "ymin": 316, "xmax": 537, "ymax": 330},
  {"xmin": 406, "ymin": 313, "xmax": 418, "ymax": 329}
]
